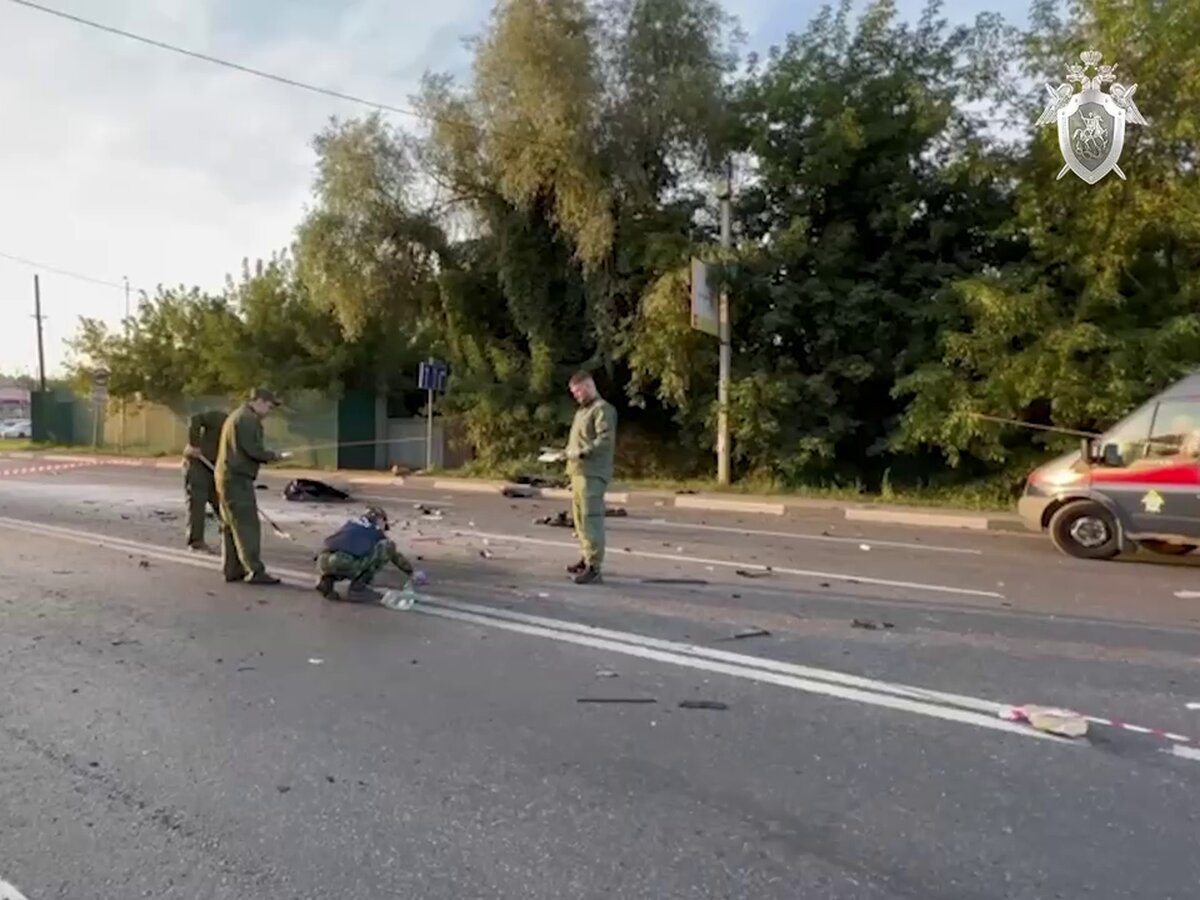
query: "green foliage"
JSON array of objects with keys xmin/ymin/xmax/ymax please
[{"xmin": 63, "ymin": 0, "xmax": 1200, "ymax": 499}]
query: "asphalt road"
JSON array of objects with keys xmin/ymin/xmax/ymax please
[{"xmin": 2, "ymin": 461, "xmax": 1199, "ymax": 899}]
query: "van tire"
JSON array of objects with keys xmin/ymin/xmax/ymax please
[
  {"xmin": 1049, "ymin": 501, "xmax": 1120, "ymax": 560},
  {"xmin": 1138, "ymin": 540, "xmax": 1196, "ymax": 557}
]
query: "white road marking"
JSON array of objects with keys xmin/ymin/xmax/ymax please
[
  {"xmin": 1165, "ymin": 745, "xmax": 1200, "ymax": 762},
  {"xmin": 449, "ymin": 528, "xmax": 1005, "ymax": 599},
  {"xmin": 0, "ymin": 878, "xmax": 31, "ymax": 900},
  {"xmin": 0, "ymin": 516, "xmax": 1049, "ymax": 745},
  {"xmin": 1174, "ymin": 590, "xmax": 1200, "ymax": 599},
  {"xmin": 1186, "ymin": 702, "xmax": 1200, "ymax": 710},
  {"xmin": 639, "ymin": 518, "xmax": 983, "ymax": 555}
]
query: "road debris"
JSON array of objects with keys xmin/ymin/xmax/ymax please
[
  {"xmin": 641, "ymin": 578, "xmax": 709, "ymax": 586},
  {"xmin": 577, "ymin": 697, "xmax": 656, "ymax": 704},
  {"xmin": 679, "ymin": 700, "xmax": 728, "ymax": 711},
  {"xmin": 480, "ymin": 549, "xmax": 495, "ymax": 559},
  {"xmin": 723, "ymin": 627, "xmax": 770, "ymax": 641},
  {"xmin": 138, "ymin": 560, "xmax": 151, "ymax": 569},
  {"xmin": 283, "ymin": 478, "xmax": 350, "ymax": 502},
  {"xmin": 308, "ymin": 658, "xmax": 324, "ymax": 665},
  {"xmin": 596, "ymin": 670, "xmax": 619, "ymax": 679},
  {"xmin": 1174, "ymin": 590, "xmax": 1200, "ymax": 599},
  {"xmin": 734, "ymin": 569, "xmax": 771, "ymax": 579},
  {"xmin": 1186, "ymin": 702, "xmax": 1200, "ymax": 711},
  {"xmin": 535, "ymin": 511, "xmax": 574, "ymax": 528},
  {"xmin": 851, "ymin": 619, "xmax": 895, "ymax": 630},
  {"xmin": 859, "ymin": 544, "xmax": 871, "ymax": 551},
  {"xmin": 999, "ymin": 705, "xmax": 1088, "ymax": 738}
]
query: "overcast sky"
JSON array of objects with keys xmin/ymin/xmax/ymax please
[{"xmin": 0, "ymin": 0, "xmax": 1027, "ymax": 377}]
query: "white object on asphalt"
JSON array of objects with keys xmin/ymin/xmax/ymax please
[
  {"xmin": 859, "ymin": 544, "xmax": 871, "ymax": 551},
  {"xmin": 0, "ymin": 878, "xmax": 32, "ymax": 900},
  {"xmin": 1186, "ymin": 702, "xmax": 1200, "ymax": 711},
  {"xmin": 999, "ymin": 705, "xmax": 1088, "ymax": 738},
  {"xmin": 1174, "ymin": 591, "xmax": 1200, "ymax": 599},
  {"xmin": 381, "ymin": 588, "xmax": 416, "ymax": 611},
  {"xmin": 308, "ymin": 658, "xmax": 323, "ymax": 665}
]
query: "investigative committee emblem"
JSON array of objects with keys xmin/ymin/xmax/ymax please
[{"xmin": 1034, "ymin": 50, "xmax": 1148, "ymax": 184}]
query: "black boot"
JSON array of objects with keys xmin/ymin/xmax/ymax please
[
  {"xmin": 566, "ymin": 559, "xmax": 587, "ymax": 575},
  {"xmin": 315, "ymin": 575, "xmax": 339, "ymax": 600},
  {"xmin": 573, "ymin": 566, "xmax": 602, "ymax": 585}
]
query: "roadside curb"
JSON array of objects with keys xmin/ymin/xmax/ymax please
[{"xmin": 0, "ymin": 453, "xmax": 1026, "ymax": 533}]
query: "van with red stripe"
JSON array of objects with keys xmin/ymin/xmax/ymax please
[{"xmin": 1019, "ymin": 373, "xmax": 1200, "ymax": 559}]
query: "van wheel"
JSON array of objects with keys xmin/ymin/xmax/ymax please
[
  {"xmin": 1049, "ymin": 501, "xmax": 1120, "ymax": 560},
  {"xmin": 1138, "ymin": 540, "xmax": 1197, "ymax": 556}
]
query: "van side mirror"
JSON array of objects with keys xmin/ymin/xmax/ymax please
[{"xmin": 1101, "ymin": 443, "xmax": 1123, "ymax": 467}]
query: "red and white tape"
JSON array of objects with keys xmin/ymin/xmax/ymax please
[
  {"xmin": 1085, "ymin": 714, "xmax": 1197, "ymax": 746},
  {"xmin": 0, "ymin": 461, "xmax": 101, "ymax": 477}
]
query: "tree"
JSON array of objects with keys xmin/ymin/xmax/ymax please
[{"xmin": 895, "ymin": 0, "xmax": 1200, "ymax": 468}]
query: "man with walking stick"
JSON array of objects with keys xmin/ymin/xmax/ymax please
[
  {"xmin": 215, "ymin": 388, "xmax": 291, "ymax": 585},
  {"xmin": 183, "ymin": 408, "xmax": 226, "ymax": 553}
]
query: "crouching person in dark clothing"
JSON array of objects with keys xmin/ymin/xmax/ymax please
[{"xmin": 315, "ymin": 507, "xmax": 413, "ymax": 602}]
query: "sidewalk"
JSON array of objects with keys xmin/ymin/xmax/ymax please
[{"xmin": 5, "ymin": 451, "xmax": 1027, "ymax": 534}]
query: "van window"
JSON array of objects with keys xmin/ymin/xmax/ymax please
[
  {"xmin": 1147, "ymin": 400, "xmax": 1200, "ymax": 459},
  {"xmin": 1099, "ymin": 402, "xmax": 1156, "ymax": 465}
]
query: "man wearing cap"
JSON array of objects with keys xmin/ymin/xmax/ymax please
[
  {"xmin": 215, "ymin": 388, "xmax": 290, "ymax": 585},
  {"xmin": 182, "ymin": 408, "xmax": 227, "ymax": 553}
]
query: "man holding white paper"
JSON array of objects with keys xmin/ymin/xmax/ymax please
[{"xmin": 540, "ymin": 371, "xmax": 617, "ymax": 584}]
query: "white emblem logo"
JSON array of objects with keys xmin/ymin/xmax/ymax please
[{"xmin": 1035, "ymin": 50, "xmax": 1148, "ymax": 184}]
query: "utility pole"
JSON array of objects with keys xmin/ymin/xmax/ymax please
[
  {"xmin": 716, "ymin": 157, "xmax": 733, "ymax": 486},
  {"xmin": 33, "ymin": 275, "xmax": 47, "ymax": 392}
]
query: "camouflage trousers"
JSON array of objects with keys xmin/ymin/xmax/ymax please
[
  {"xmin": 571, "ymin": 475, "xmax": 607, "ymax": 568},
  {"xmin": 316, "ymin": 538, "xmax": 409, "ymax": 585}
]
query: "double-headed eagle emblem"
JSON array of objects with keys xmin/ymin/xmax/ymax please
[{"xmin": 1035, "ymin": 50, "xmax": 1148, "ymax": 184}]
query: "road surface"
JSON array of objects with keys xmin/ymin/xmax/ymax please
[{"xmin": 1, "ymin": 461, "xmax": 1198, "ymax": 898}]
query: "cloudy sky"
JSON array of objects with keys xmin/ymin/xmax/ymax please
[{"xmin": 0, "ymin": 0, "xmax": 1026, "ymax": 377}]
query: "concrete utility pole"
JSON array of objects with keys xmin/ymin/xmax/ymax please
[
  {"xmin": 716, "ymin": 157, "xmax": 733, "ymax": 486},
  {"xmin": 33, "ymin": 275, "xmax": 46, "ymax": 392},
  {"xmin": 120, "ymin": 276, "xmax": 130, "ymax": 452}
]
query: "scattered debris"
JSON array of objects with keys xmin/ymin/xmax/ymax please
[
  {"xmin": 851, "ymin": 619, "xmax": 894, "ymax": 630},
  {"xmin": 577, "ymin": 697, "xmax": 657, "ymax": 704},
  {"xmin": 724, "ymin": 627, "xmax": 770, "ymax": 641},
  {"xmin": 138, "ymin": 560, "xmax": 150, "ymax": 569},
  {"xmin": 596, "ymin": 670, "xmax": 620, "ymax": 679},
  {"xmin": 1174, "ymin": 590, "xmax": 1200, "ymax": 599},
  {"xmin": 276, "ymin": 785, "xmax": 291, "ymax": 794},
  {"xmin": 679, "ymin": 700, "xmax": 728, "ymax": 711},
  {"xmin": 237, "ymin": 666, "xmax": 256, "ymax": 672},
  {"xmin": 110, "ymin": 639, "xmax": 139, "ymax": 647},
  {"xmin": 308, "ymin": 658, "xmax": 324, "ymax": 665},
  {"xmin": 859, "ymin": 544, "xmax": 871, "ymax": 551},
  {"xmin": 1186, "ymin": 702, "xmax": 1200, "ymax": 711},
  {"xmin": 641, "ymin": 578, "xmax": 709, "ymax": 586},
  {"xmin": 999, "ymin": 705, "xmax": 1088, "ymax": 738},
  {"xmin": 284, "ymin": 478, "xmax": 350, "ymax": 503},
  {"xmin": 256, "ymin": 484, "xmax": 268, "ymax": 491},
  {"xmin": 479, "ymin": 549, "xmax": 494, "ymax": 560},
  {"xmin": 607, "ymin": 508, "xmax": 628, "ymax": 518},
  {"xmin": 675, "ymin": 489, "xmax": 697, "ymax": 495},
  {"xmin": 414, "ymin": 504, "xmax": 443, "ymax": 519},
  {"xmin": 734, "ymin": 569, "xmax": 771, "ymax": 579},
  {"xmin": 535, "ymin": 511, "xmax": 574, "ymax": 528}
]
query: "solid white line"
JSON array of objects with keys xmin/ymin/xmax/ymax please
[
  {"xmin": 0, "ymin": 516, "xmax": 1047, "ymax": 743},
  {"xmin": 0, "ymin": 878, "xmax": 31, "ymax": 900},
  {"xmin": 639, "ymin": 518, "xmax": 982, "ymax": 556},
  {"xmin": 415, "ymin": 604, "xmax": 1058, "ymax": 740},
  {"xmin": 1166, "ymin": 745, "xmax": 1200, "ymax": 762},
  {"xmin": 418, "ymin": 596, "xmax": 1011, "ymax": 715},
  {"xmin": 448, "ymin": 528, "xmax": 1005, "ymax": 599}
]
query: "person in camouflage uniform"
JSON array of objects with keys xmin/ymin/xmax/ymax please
[
  {"xmin": 545, "ymin": 371, "xmax": 617, "ymax": 585},
  {"xmin": 315, "ymin": 506, "xmax": 414, "ymax": 602},
  {"xmin": 183, "ymin": 408, "xmax": 227, "ymax": 553},
  {"xmin": 215, "ymin": 388, "xmax": 288, "ymax": 585}
]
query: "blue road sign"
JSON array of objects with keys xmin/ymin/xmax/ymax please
[{"xmin": 418, "ymin": 359, "xmax": 449, "ymax": 393}]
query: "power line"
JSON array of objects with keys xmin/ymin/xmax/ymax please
[
  {"xmin": 7, "ymin": 0, "xmax": 427, "ymax": 121},
  {"xmin": 0, "ymin": 249, "xmax": 127, "ymax": 291}
]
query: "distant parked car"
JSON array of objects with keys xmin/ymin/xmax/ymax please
[{"xmin": 0, "ymin": 419, "xmax": 31, "ymax": 439}]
